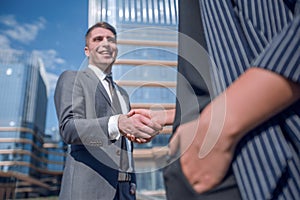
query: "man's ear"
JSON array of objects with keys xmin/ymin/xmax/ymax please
[{"xmin": 84, "ymin": 46, "xmax": 90, "ymax": 57}]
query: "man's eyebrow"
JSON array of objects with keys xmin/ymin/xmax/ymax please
[
  {"xmin": 91, "ymin": 35, "xmax": 116, "ymax": 42},
  {"xmin": 93, "ymin": 35, "xmax": 115, "ymax": 38}
]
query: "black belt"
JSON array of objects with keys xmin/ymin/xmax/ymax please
[{"xmin": 118, "ymin": 172, "xmax": 131, "ymax": 182}]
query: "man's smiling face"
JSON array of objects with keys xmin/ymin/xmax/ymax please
[{"xmin": 84, "ymin": 27, "xmax": 118, "ymax": 73}]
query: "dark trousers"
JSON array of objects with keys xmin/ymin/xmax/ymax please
[
  {"xmin": 163, "ymin": 159, "xmax": 241, "ymax": 200},
  {"xmin": 113, "ymin": 182, "xmax": 136, "ymax": 200}
]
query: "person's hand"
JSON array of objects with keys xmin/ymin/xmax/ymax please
[
  {"xmin": 126, "ymin": 109, "xmax": 175, "ymax": 143},
  {"xmin": 128, "ymin": 109, "xmax": 175, "ymax": 126},
  {"xmin": 170, "ymin": 100, "xmax": 237, "ymax": 194},
  {"xmin": 118, "ymin": 113, "xmax": 163, "ymax": 143}
]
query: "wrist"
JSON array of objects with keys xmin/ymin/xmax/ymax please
[
  {"xmin": 165, "ymin": 109, "xmax": 175, "ymax": 125},
  {"xmin": 108, "ymin": 115, "xmax": 122, "ymax": 140},
  {"xmin": 118, "ymin": 114, "xmax": 128, "ymax": 135},
  {"xmin": 199, "ymin": 100, "xmax": 240, "ymax": 154}
]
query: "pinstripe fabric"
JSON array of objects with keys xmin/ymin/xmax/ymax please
[{"xmin": 199, "ymin": 0, "xmax": 300, "ymax": 199}]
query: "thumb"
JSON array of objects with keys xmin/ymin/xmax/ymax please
[{"xmin": 127, "ymin": 110, "xmax": 135, "ymax": 117}]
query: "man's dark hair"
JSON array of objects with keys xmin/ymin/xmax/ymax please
[{"xmin": 85, "ymin": 22, "xmax": 117, "ymax": 45}]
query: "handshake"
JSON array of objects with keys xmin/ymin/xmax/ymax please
[{"xmin": 118, "ymin": 109, "xmax": 175, "ymax": 143}]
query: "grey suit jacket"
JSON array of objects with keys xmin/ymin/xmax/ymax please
[{"xmin": 54, "ymin": 68, "xmax": 135, "ymax": 200}]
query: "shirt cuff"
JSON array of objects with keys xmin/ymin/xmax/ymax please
[{"xmin": 108, "ymin": 114, "xmax": 121, "ymax": 140}]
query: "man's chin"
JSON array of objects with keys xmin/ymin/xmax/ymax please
[
  {"xmin": 102, "ymin": 57, "xmax": 115, "ymax": 64},
  {"xmin": 93, "ymin": 61, "xmax": 114, "ymax": 72}
]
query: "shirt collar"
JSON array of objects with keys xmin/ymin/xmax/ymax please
[{"xmin": 88, "ymin": 64, "xmax": 108, "ymax": 81}]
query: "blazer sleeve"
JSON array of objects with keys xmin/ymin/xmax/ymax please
[
  {"xmin": 253, "ymin": 15, "xmax": 300, "ymax": 83},
  {"xmin": 54, "ymin": 70, "xmax": 110, "ymax": 145}
]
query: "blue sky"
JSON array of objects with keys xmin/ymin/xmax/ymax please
[{"xmin": 0, "ymin": 0, "xmax": 89, "ymax": 135}]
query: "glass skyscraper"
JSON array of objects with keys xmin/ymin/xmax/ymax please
[
  {"xmin": 88, "ymin": 0, "xmax": 178, "ymax": 199},
  {"xmin": 0, "ymin": 51, "xmax": 66, "ymax": 198}
]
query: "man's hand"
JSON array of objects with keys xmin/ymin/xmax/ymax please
[
  {"xmin": 171, "ymin": 67, "xmax": 300, "ymax": 194},
  {"xmin": 118, "ymin": 113, "xmax": 163, "ymax": 143},
  {"xmin": 128, "ymin": 109, "xmax": 175, "ymax": 126},
  {"xmin": 125, "ymin": 109, "xmax": 175, "ymax": 143},
  {"xmin": 172, "ymin": 118, "xmax": 234, "ymax": 193},
  {"xmin": 170, "ymin": 94, "xmax": 236, "ymax": 194}
]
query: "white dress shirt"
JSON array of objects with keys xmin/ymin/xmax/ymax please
[{"xmin": 88, "ymin": 65, "xmax": 133, "ymax": 170}]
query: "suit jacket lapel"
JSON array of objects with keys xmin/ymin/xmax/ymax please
[
  {"xmin": 83, "ymin": 67, "xmax": 112, "ymax": 106},
  {"xmin": 82, "ymin": 67, "xmax": 130, "ymax": 114},
  {"xmin": 115, "ymin": 85, "xmax": 130, "ymax": 109}
]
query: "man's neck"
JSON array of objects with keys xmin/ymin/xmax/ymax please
[{"xmin": 89, "ymin": 63, "xmax": 112, "ymax": 74}]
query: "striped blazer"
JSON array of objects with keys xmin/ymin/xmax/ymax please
[{"xmin": 199, "ymin": 0, "xmax": 300, "ymax": 199}]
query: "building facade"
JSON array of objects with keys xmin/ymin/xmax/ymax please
[
  {"xmin": 0, "ymin": 51, "xmax": 66, "ymax": 198},
  {"xmin": 88, "ymin": 0, "xmax": 178, "ymax": 198}
]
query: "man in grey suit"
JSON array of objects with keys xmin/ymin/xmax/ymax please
[{"xmin": 54, "ymin": 22, "xmax": 162, "ymax": 200}]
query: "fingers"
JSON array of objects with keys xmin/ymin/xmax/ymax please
[
  {"xmin": 121, "ymin": 109, "xmax": 169, "ymax": 143},
  {"xmin": 118, "ymin": 114, "xmax": 159, "ymax": 143},
  {"xmin": 130, "ymin": 109, "xmax": 169, "ymax": 126},
  {"xmin": 123, "ymin": 132, "xmax": 152, "ymax": 144},
  {"xmin": 128, "ymin": 113, "xmax": 162, "ymax": 136},
  {"xmin": 123, "ymin": 133, "xmax": 150, "ymax": 143},
  {"xmin": 129, "ymin": 109, "xmax": 163, "ymax": 131},
  {"xmin": 130, "ymin": 109, "xmax": 151, "ymax": 118},
  {"xmin": 123, "ymin": 127, "xmax": 153, "ymax": 140},
  {"xmin": 123, "ymin": 133, "xmax": 148, "ymax": 143},
  {"xmin": 127, "ymin": 110, "xmax": 135, "ymax": 117},
  {"xmin": 128, "ymin": 114, "xmax": 159, "ymax": 137},
  {"xmin": 137, "ymin": 114, "xmax": 163, "ymax": 132}
]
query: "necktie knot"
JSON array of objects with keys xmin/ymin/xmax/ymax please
[{"xmin": 105, "ymin": 73, "xmax": 114, "ymax": 88}]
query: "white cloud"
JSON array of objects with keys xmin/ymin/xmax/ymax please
[
  {"xmin": 0, "ymin": 15, "xmax": 46, "ymax": 44},
  {"xmin": 32, "ymin": 49, "xmax": 66, "ymax": 70},
  {"xmin": 0, "ymin": 34, "xmax": 24, "ymax": 62},
  {"xmin": 8, "ymin": 19, "xmax": 45, "ymax": 44},
  {"xmin": 0, "ymin": 15, "xmax": 46, "ymax": 55},
  {"xmin": 0, "ymin": 48, "xmax": 65, "ymax": 72},
  {"xmin": 0, "ymin": 15, "xmax": 17, "ymax": 26},
  {"xmin": 45, "ymin": 71, "xmax": 59, "ymax": 93},
  {"xmin": 0, "ymin": 34, "xmax": 11, "ymax": 49},
  {"xmin": 55, "ymin": 58, "xmax": 65, "ymax": 64},
  {"xmin": 0, "ymin": 15, "xmax": 66, "ymax": 73}
]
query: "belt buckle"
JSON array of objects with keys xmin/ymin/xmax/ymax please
[{"xmin": 118, "ymin": 172, "xmax": 131, "ymax": 182}]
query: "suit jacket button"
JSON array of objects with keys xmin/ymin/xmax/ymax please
[{"xmin": 116, "ymin": 150, "xmax": 121, "ymax": 156}]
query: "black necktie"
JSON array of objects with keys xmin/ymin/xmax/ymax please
[
  {"xmin": 105, "ymin": 74, "xmax": 129, "ymax": 171},
  {"xmin": 105, "ymin": 74, "xmax": 122, "ymax": 115}
]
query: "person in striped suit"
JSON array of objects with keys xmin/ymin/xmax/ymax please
[{"xmin": 163, "ymin": 0, "xmax": 300, "ymax": 199}]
